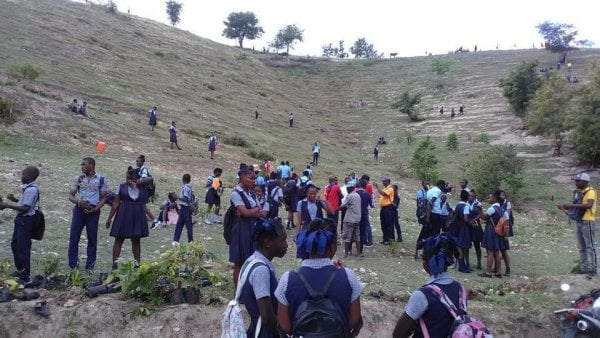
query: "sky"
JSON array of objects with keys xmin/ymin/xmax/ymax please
[{"xmin": 84, "ymin": 0, "xmax": 599, "ymax": 57}]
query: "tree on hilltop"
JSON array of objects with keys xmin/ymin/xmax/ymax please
[
  {"xmin": 165, "ymin": 1, "xmax": 183, "ymax": 27},
  {"xmin": 536, "ymin": 21, "xmax": 592, "ymax": 53},
  {"xmin": 322, "ymin": 40, "xmax": 348, "ymax": 59},
  {"xmin": 222, "ymin": 12, "xmax": 264, "ymax": 49},
  {"xmin": 350, "ymin": 38, "xmax": 380, "ymax": 58},
  {"xmin": 271, "ymin": 25, "xmax": 304, "ymax": 56}
]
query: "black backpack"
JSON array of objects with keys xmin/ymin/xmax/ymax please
[
  {"xmin": 416, "ymin": 192, "xmax": 429, "ymax": 225},
  {"xmin": 266, "ymin": 186, "xmax": 281, "ymax": 218},
  {"xmin": 297, "ymin": 177, "xmax": 310, "ymax": 199},
  {"xmin": 292, "ymin": 269, "xmax": 347, "ymax": 338},
  {"xmin": 223, "ymin": 190, "xmax": 253, "ymax": 245},
  {"xmin": 283, "ymin": 180, "xmax": 297, "ymax": 201},
  {"xmin": 23, "ymin": 187, "xmax": 45, "ymax": 241},
  {"xmin": 138, "ymin": 167, "xmax": 156, "ymax": 199}
]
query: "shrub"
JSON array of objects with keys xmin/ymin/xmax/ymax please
[
  {"xmin": 0, "ymin": 96, "xmax": 16, "ymax": 122},
  {"xmin": 410, "ymin": 136, "xmax": 440, "ymax": 182},
  {"xmin": 463, "ymin": 144, "xmax": 525, "ymax": 196},
  {"xmin": 247, "ymin": 149, "xmax": 275, "ymax": 161},
  {"xmin": 223, "ymin": 135, "xmax": 249, "ymax": 148},
  {"xmin": 571, "ymin": 61, "xmax": 600, "ymax": 166},
  {"xmin": 391, "ymin": 91, "xmax": 422, "ymax": 122},
  {"xmin": 446, "ymin": 132, "xmax": 458, "ymax": 150},
  {"xmin": 478, "ymin": 133, "xmax": 490, "ymax": 144},
  {"xmin": 499, "ymin": 60, "xmax": 542, "ymax": 117},
  {"xmin": 8, "ymin": 64, "xmax": 43, "ymax": 81},
  {"xmin": 432, "ymin": 58, "xmax": 453, "ymax": 75}
]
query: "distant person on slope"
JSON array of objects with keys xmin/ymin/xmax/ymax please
[
  {"xmin": 69, "ymin": 99, "xmax": 79, "ymax": 114},
  {"xmin": 204, "ymin": 168, "xmax": 223, "ymax": 225},
  {"xmin": 148, "ymin": 107, "xmax": 157, "ymax": 131},
  {"xmin": 254, "ymin": 105, "xmax": 259, "ymax": 120},
  {"xmin": 373, "ymin": 145, "xmax": 379, "ymax": 161},
  {"xmin": 312, "ymin": 142, "xmax": 320, "ymax": 166},
  {"xmin": 78, "ymin": 101, "xmax": 88, "ymax": 117},
  {"xmin": 169, "ymin": 121, "xmax": 181, "ymax": 150},
  {"xmin": 208, "ymin": 132, "xmax": 217, "ymax": 160},
  {"xmin": 289, "ymin": 113, "xmax": 294, "ymax": 127}
]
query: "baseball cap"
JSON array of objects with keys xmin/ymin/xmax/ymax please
[
  {"xmin": 381, "ymin": 176, "xmax": 391, "ymax": 181},
  {"xmin": 572, "ymin": 172, "xmax": 590, "ymax": 182}
]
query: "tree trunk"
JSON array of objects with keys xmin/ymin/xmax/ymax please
[
  {"xmin": 238, "ymin": 38, "xmax": 244, "ymax": 49},
  {"xmin": 286, "ymin": 45, "xmax": 290, "ymax": 62}
]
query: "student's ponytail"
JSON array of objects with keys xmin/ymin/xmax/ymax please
[
  {"xmin": 418, "ymin": 233, "xmax": 459, "ymax": 276},
  {"xmin": 296, "ymin": 218, "xmax": 336, "ymax": 257}
]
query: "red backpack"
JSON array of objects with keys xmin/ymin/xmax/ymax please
[{"xmin": 490, "ymin": 206, "xmax": 510, "ymax": 237}]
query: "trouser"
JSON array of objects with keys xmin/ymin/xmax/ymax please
[
  {"xmin": 380, "ymin": 205, "xmax": 396, "ymax": 242},
  {"xmin": 430, "ymin": 213, "xmax": 443, "ymax": 236},
  {"xmin": 312, "ymin": 153, "xmax": 319, "ymax": 165},
  {"xmin": 359, "ymin": 217, "xmax": 370, "ymax": 244},
  {"xmin": 393, "ymin": 208, "xmax": 402, "ymax": 239},
  {"xmin": 576, "ymin": 221, "xmax": 597, "ymax": 274},
  {"xmin": 366, "ymin": 219, "xmax": 373, "ymax": 243},
  {"xmin": 174, "ymin": 206, "xmax": 193, "ymax": 242},
  {"xmin": 68, "ymin": 206, "xmax": 100, "ymax": 269},
  {"xmin": 12, "ymin": 215, "xmax": 34, "ymax": 280},
  {"xmin": 328, "ymin": 211, "xmax": 339, "ymax": 227}
]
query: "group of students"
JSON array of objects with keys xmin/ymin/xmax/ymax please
[
  {"xmin": 68, "ymin": 99, "xmax": 88, "ymax": 117},
  {"xmin": 416, "ymin": 179, "xmax": 514, "ymax": 277},
  {"xmin": 439, "ymin": 105, "xmax": 465, "ymax": 119}
]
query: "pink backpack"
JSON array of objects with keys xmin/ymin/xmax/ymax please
[{"xmin": 418, "ymin": 284, "xmax": 493, "ymax": 338}]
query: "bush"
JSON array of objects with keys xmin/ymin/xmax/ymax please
[
  {"xmin": 446, "ymin": 132, "xmax": 458, "ymax": 150},
  {"xmin": 432, "ymin": 58, "xmax": 452, "ymax": 75},
  {"xmin": 499, "ymin": 60, "xmax": 542, "ymax": 117},
  {"xmin": 391, "ymin": 91, "xmax": 422, "ymax": 122},
  {"xmin": 477, "ymin": 133, "xmax": 490, "ymax": 144},
  {"xmin": 247, "ymin": 149, "xmax": 275, "ymax": 161},
  {"xmin": 410, "ymin": 136, "xmax": 440, "ymax": 182},
  {"xmin": 0, "ymin": 96, "xmax": 16, "ymax": 122},
  {"xmin": 223, "ymin": 135, "xmax": 249, "ymax": 148},
  {"xmin": 571, "ymin": 62, "xmax": 600, "ymax": 166},
  {"xmin": 463, "ymin": 144, "xmax": 525, "ymax": 196},
  {"xmin": 8, "ymin": 64, "xmax": 43, "ymax": 81}
]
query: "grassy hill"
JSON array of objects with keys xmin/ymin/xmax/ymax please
[{"xmin": 1, "ymin": 0, "xmax": 600, "ymax": 336}]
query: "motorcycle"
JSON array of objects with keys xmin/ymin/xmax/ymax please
[{"xmin": 554, "ymin": 288, "xmax": 600, "ymax": 338}]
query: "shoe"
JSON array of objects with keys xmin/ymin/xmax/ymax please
[
  {"xmin": 364, "ymin": 242, "xmax": 374, "ymax": 248},
  {"xmin": 150, "ymin": 220, "xmax": 159, "ymax": 230},
  {"xmin": 172, "ymin": 241, "xmax": 179, "ymax": 246},
  {"xmin": 575, "ymin": 269, "xmax": 592, "ymax": 275},
  {"xmin": 286, "ymin": 226, "xmax": 291, "ymax": 230},
  {"xmin": 204, "ymin": 217, "xmax": 211, "ymax": 225},
  {"xmin": 494, "ymin": 273, "xmax": 503, "ymax": 278},
  {"xmin": 396, "ymin": 237, "xmax": 403, "ymax": 243},
  {"xmin": 112, "ymin": 263, "xmax": 118, "ymax": 271},
  {"xmin": 213, "ymin": 215, "xmax": 222, "ymax": 223},
  {"xmin": 0, "ymin": 287, "xmax": 9, "ymax": 303},
  {"xmin": 344, "ymin": 253, "xmax": 349, "ymax": 259},
  {"xmin": 503, "ymin": 267, "xmax": 511, "ymax": 277},
  {"xmin": 476, "ymin": 264, "xmax": 482, "ymax": 270},
  {"xmin": 160, "ymin": 221, "xmax": 167, "ymax": 227},
  {"xmin": 478, "ymin": 272, "xmax": 493, "ymax": 278},
  {"xmin": 379, "ymin": 241, "xmax": 390, "ymax": 246}
]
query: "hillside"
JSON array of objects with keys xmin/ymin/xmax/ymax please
[{"xmin": 1, "ymin": 0, "xmax": 600, "ymax": 337}]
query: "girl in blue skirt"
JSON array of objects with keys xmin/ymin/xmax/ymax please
[
  {"xmin": 499, "ymin": 190, "xmax": 513, "ymax": 276},
  {"xmin": 468, "ymin": 190, "xmax": 484, "ymax": 270},
  {"xmin": 454, "ymin": 189, "xmax": 472, "ymax": 273},
  {"xmin": 479, "ymin": 191, "xmax": 508, "ymax": 278},
  {"xmin": 106, "ymin": 167, "xmax": 149, "ymax": 269}
]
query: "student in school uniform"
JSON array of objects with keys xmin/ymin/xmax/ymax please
[
  {"xmin": 289, "ymin": 113, "xmax": 294, "ymax": 127},
  {"xmin": 468, "ymin": 190, "xmax": 484, "ymax": 270},
  {"xmin": 105, "ymin": 167, "xmax": 149, "ymax": 269},
  {"xmin": 136, "ymin": 155, "xmax": 156, "ymax": 226},
  {"xmin": 0, "ymin": 166, "xmax": 40, "ymax": 283},
  {"xmin": 356, "ymin": 179, "xmax": 374, "ymax": 253},
  {"xmin": 173, "ymin": 173, "xmax": 194, "ymax": 245},
  {"xmin": 499, "ymin": 190, "xmax": 513, "ymax": 276},
  {"xmin": 68, "ymin": 157, "xmax": 108, "ymax": 271},
  {"xmin": 361, "ymin": 175, "xmax": 375, "ymax": 246},
  {"xmin": 324, "ymin": 176, "xmax": 342, "ymax": 226},
  {"xmin": 393, "ymin": 233, "xmax": 466, "ymax": 338},
  {"xmin": 311, "ymin": 142, "xmax": 320, "ymax": 166},
  {"xmin": 340, "ymin": 182, "xmax": 362, "ymax": 257},
  {"xmin": 148, "ymin": 106, "xmax": 157, "ymax": 131},
  {"xmin": 392, "ymin": 184, "xmax": 403, "ymax": 242},
  {"xmin": 239, "ymin": 219, "xmax": 288, "ymax": 338},
  {"xmin": 296, "ymin": 185, "xmax": 334, "ymax": 259},
  {"xmin": 154, "ymin": 192, "xmax": 178, "ymax": 227},
  {"xmin": 208, "ymin": 132, "xmax": 217, "ymax": 160},
  {"xmin": 453, "ymin": 189, "xmax": 473, "ymax": 273},
  {"xmin": 479, "ymin": 191, "xmax": 509, "ymax": 278},
  {"xmin": 265, "ymin": 173, "xmax": 284, "ymax": 218},
  {"xmin": 230, "ymin": 167, "xmax": 267, "ymax": 288},
  {"xmin": 283, "ymin": 173, "xmax": 299, "ymax": 229},
  {"xmin": 255, "ymin": 185, "xmax": 270, "ymax": 214},
  {"xmin": 439, "ymin": 193, "xmax": 453, "ymax": 232},
  {"xmin": 275, "ymin": 218, "xmax": 364, "ymax": 337},
  {"xmin": 425, "ymin": 180, "xmax": 445, "ymax": 237},
  {"xmin": 204, "ymin": 168, "xmax": 223, "ymax": 225},
  {"xmin": 169, "ymin": 121, "xmax": 181, "ymax": 150}
]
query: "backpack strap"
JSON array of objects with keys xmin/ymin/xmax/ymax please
[
  {"xmin": 232, "ymin": 189, "xmax": 253, "ymax": 210},
  {"xmin": 422, "ymin": 284, "xmax": 462, "ymax": 319},
  {"xmin": 232, "ymin": 258, "xmax": 266, "ymax": 338},
  {"xmin": 295, "ymin": 268, "xmax": 338, "ymax": 300}
]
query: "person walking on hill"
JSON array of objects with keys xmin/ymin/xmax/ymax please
[
  {"xmin": 208, "ymin": 132, "xmax": 217, "ymax": 160},
  {"xmin": 557, "ymin": 172, "xmax": 597, "ymax": 276},
  {"xmin": 204, "ymin": 168, "xmax": 223, "ymax": 225},
  {"xmin": 373, "ymin": 145, "xmax": 379, "ymax": 161},
  {"xmin": 312, "ymin": 142, "xmax": 320, "ymax": 166},
  {"xmin": 0, "ymin": 166, "xmax": 40, "ymax": 283},
  {"xmin": 169, "ymin": 121, "xmax": 181, "ymax": 150},
  {"xmin": 68, "ymin": 157, "xmax": 108, "ymax": 271},
  {"xmin": 173, "ymin": 174, "xmax": 194, "ymax": 245},
  {"xmin": 459, "ymin": 105, "xmax": 465, "ymax": 116},
  {"xmin": 374, "ymin": 176, "xmax": 396, "ymax": 245},
  {"xmin": 324, "ymin": 176, "xmax": 342, "ymax": 225},
  {"xmin": 356, "ymin": 179, "xmax": 374, "ymax": 251},
  {"xmin": 450, "ymin": 108, "xmax": 456, "ymax": 119},
  {"xmin": 439, "ymin": 106, "xmax": 444, "ymax": 115},
  {"xmin": 289, "ymin": 113, "xmax": 294, "ymax": 128},
  {"xmin": 69, "ymin": 99, "xmax": 80, "ymax": 114},
  {"xmin": 105, "ymin": 167, "xmax": 149, "ymax": 269},
  {"xmin": 425, "ymin": 180, "xmax": 445, "ymax": 237},
  {"xmin": 135, "ymin": 155, "xmax": 157, "ymax": 227},
  {"xmin": 148, "ymin": 106, "xmax": 157, "ymax": 131},
  {"xmin": 479, "ymin": 191, "xmax": 509, "ymax": 278},
  {"xmin": 340, "ymin": 182, "xmax": 362, "ymax": 257},
  {"xmin": 254, "ymin": 105, "xmax": 259, "ymax": 120}
]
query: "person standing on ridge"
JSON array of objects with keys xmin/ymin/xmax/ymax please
[
  {"xmin": 255, "ymin": 105, "xmax": 259, "ymax": 120},
  {"xmin": 208, "ymin": 132, "xmax": 217, "ymax": 160},
  {"xmin": 289, "ymin": 113, "xmax": 294, "ymax": 127},
  {"xmin": 169, "ymin": 121, "xmax": 182, "ymax": 150},
  {"xmin": 148, "ymin": 106, "xmax": 157, "ymax": 131}
]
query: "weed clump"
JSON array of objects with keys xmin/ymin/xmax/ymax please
[
  {"xmin": 247, "ymin": 149, "xmax": 274, "ymax": 161},
  {"xmin": 478, "ymin": 133, "xmax": 491, "ymax": 144},
  {"xmin": 223, "ymin": 136, "xmax": 249, "ymax": 148},
  {"xmin": 8, "ymin": 64, "xmax": 43, "ymax": 81},
  {"xmin": 0, "ymin": 96, "xmax": 17, "ymax": 123},
  {"xmin": 446, "ymin": 132, "xmax": 459, "ymax": 150}
]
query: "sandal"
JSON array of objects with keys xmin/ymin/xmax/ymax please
[
  {"xmin": 34, "ymin": 300, "xmax": 51, "ymax": 317},
  {"xmin": 494, "ymin": 273, "xmax": 503, "ymax": 278},
  {"xmin": 478, "ymin": 272, "xmax": 493, "ymax": 278}
]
